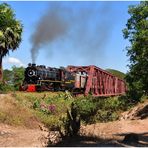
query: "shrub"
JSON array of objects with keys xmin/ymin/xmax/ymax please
[
  {"xmin": 96, "ymin": 109, "xmax": 119, "ymax": 122},
  {"xmin": 59, "ymin": 103, "xmax": 81, "ymax": 137},
  {"xmin": 71, "ymin": 95, "xmax": 132, "ymax": 123},
  {"xmin": 73, "ymin": 96, "xmax": 98, "ymax": 123}
]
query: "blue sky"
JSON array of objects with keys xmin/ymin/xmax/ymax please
[{"xmin": 1, "ymin": 1, "xmax": 140, "ymax": 73}]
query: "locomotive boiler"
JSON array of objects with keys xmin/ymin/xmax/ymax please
[{"xmin": 21, "ymin": 64, "xmax": 127, "ymax": 96}]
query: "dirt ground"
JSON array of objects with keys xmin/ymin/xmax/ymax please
[
  {"xmin": 0, "ymin": 119, "xmax": 147, "ymax": 147},
  {"xmin": 79, "ymin": 119, "xmax": 148, "ymax": 147},
  {"xmin": 0, "ymin": 123, "xmax": 49, "ymax": 147}
]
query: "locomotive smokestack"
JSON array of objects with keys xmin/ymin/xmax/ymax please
[{"xmin": 32, "ymin": 63, "xmax": 36, "ymax": 67}]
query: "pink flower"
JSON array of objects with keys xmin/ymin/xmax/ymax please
[{"xmin": 48, "ymin": 104, "xmax": 56, "ymax": 112}]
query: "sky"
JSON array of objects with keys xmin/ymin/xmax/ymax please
[{"xmin": 1, "ymin": 1, "xmax": 140, "ymax": 73}]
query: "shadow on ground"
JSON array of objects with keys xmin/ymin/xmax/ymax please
[
  {"xmin": 115, "ymin": 132, "xmax": 148, "ymax": 147},
  {"xmin": 47, "ymin": 135, "xmax": 124, "ymax": 147},
  {"xmin": 48, "ymin": 132, "xmax": 148, "ymax": 147}
]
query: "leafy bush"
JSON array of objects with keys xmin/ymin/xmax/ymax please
[
  {"xmin": 95, "ymin": 96, "xmax": 135, "ymax": 122},
  {"xmin": 71, "ymin": 95, "xmax": 131, "ymax": 123},
  {"xmin": 73, "ymin": 96, "xmax": 98, "ymax": 123},
  {"xmin": 95, "ymin": 110, "xmax": 119, "ymax": 122}
]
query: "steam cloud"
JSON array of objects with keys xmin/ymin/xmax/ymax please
[{"xmin": 30, "ymin": 2, "xmax": 114, "ymax": 65}]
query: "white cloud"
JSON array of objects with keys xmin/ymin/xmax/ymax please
[{"xmin": 4, "ymin": 57, "xmax": 26, "ymax": 67}]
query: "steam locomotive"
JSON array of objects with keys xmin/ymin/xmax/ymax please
[
  {"xmin": 21, "ymin": 63, "xmax": 77, "ymax": 92},
  {"xmin": 21, "ymin": 63, "xmax": 127, "ymax": 96}
]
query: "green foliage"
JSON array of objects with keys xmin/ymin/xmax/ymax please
[
  {"xmin": 73, "ymin": 96, "xmax": 97, "ymax": 123},
  {"xmin": 94, "ymin": 96, "xmax": 132, "ymax": 122},
  {"xmin": 72, "ymin": 95, "xmax": 131, "ymax": 124},
  {"xmin": 96, "ymin": 110, "xmax": 118, "ymax": 122},
  {"xmin": 0, "ymin": 66, "xmax": 25, "ymax": 92},
  {"xmin": 12, "ymin": 66, "xmax": 25, "ymax": 90},
  {"xmin": 106, "ymin": 69, "xmax": 126, "ymax": 79},
  {"xmin": 123, "ymin": 1, "xmax": 148, "ymax": 100},
  {"xmin": 0, "ymin": 3, "xmax": 23, "ymax": 54},
  {"xmin": 3, "ymin": 69, "xmax": 13, "ymax": 84},
  {"xmin": 0, "ymin": 3, "xmax": 23, "ymax": 81}
]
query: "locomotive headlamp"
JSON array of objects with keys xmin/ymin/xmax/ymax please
[{"xmin": 28, "ymin": 70, "xmax": 36, "ymax": 77}]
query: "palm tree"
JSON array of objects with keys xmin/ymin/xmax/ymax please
[{"xmin": 0, "ymin": 3, "xmax": 23, "ymax": 81}]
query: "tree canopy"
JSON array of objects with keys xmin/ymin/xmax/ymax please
[
  {"xmin": 123, "ymin": 1, "xmax": 148, "ymax": 99},
  {"xmin": 0, "ymin": 3, "xmax": 23, "ymax": 80}
]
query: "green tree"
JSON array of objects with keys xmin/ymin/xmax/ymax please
[
  {"xmin": 12, "ymin": 66, "xmax": 24, "ymax": 90},
  {"xmin": 123, "ymin": 1, "xmax": 148, "ymax": 100},
  {"xmin": 0, "ymin": 3, "xmax": 23, "ymax": 81},
  {"xmin": 3, "ymin": 69, "xmax": 13, "ymax": 84}
]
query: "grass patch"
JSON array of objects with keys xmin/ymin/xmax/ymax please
[
  {"xmin": 8, "ymin": 92, "xmax": 73, "ymax": 129},
  {"xmin": 0, "ymin": 95, "xmax": 38, "ymax": 127}
]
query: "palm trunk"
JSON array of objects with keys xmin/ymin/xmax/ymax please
[{"xmin": 0, "ymin": 56, "xmax": 3, "ymax": 82}]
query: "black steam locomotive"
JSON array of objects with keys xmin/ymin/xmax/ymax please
[{"xmin": 21, "ymin": 63, "xmax": 76, "ymax": 92}]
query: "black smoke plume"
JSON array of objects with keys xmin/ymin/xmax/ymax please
[{"xmin": 30, "ymin": 2, "xmax": 114, "ymax": 65}]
